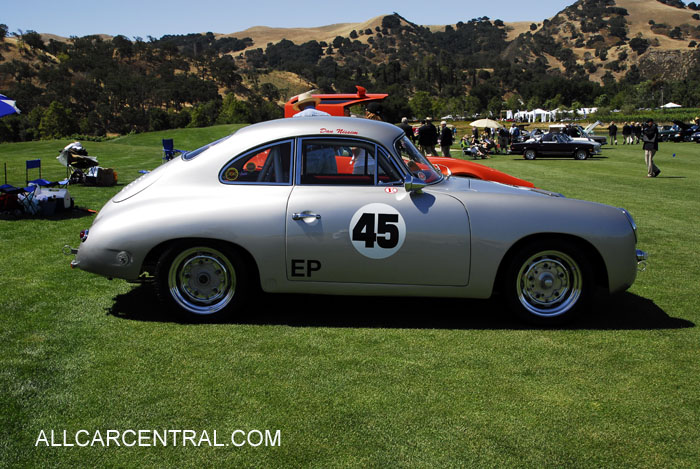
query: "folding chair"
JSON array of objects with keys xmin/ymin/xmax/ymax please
[
  {"xmin": 162, "ymin": 139, "xmax": 185, "ymax": 162},
  {"xmin": 26, "ymin": 159, "xmax": 57, "ymax": 187}
]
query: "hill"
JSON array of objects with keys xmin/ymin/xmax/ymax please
[{"xmin": 2, "ymin": 1, "xmax": 700, "ymax": 141}]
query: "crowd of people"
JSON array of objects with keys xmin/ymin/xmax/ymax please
[{"xmin": 607, "ymin": 121, "xmax": 646, "ymax": 145}]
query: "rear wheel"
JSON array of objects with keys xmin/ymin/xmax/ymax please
[
  {"xmin": 574, "ymin": 149, "xmax": 588, "ymax": 160},
  {"xmin": 504, "ymin": 240, "xmax": 591, "ymax": 325},
  {"xmin": 155, "ymin": 242, "xmax": 249, "ymax": 320},
  {"xmin": 524, "ymin": 149, "xmax": 536, "ymax": 160}
]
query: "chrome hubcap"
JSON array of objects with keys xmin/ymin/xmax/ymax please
[
  {"xmin": 516, "ymin": 251, "xmax": 582, "ymax": 317},
  {"xmin": 168, "ymin": 247, "xmax": 235, "ymax": 315}
]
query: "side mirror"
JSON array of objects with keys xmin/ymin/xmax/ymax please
[{"xmin": 405, "ymin": 175, "xmax": 427, "ymax": 193}]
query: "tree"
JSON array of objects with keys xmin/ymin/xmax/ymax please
[
  {"xmin": 409, "ymin": 91, "xmax": 435, "ymax": 119},
  {"xmin": 39, "ymin": 101, "xmax": 76, "ymax": 139}
]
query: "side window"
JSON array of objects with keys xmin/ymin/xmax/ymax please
[
  {"xmin": 299, "ymin": 139, "xmax": 402, "ymax": 186},
  {"xmin": 220, "ymin": 140, "xmax": 292, "ymax": 184}
]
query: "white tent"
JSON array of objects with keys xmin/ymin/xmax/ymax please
[{"xmin": 661, "ymin": 102, "xmax": 681, "ymax": 108}]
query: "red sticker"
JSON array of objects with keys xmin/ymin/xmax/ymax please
[{"xmin": 384, "ymin": 187, "xmax": 398, "ymax": 194}]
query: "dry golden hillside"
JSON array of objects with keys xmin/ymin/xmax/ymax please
[{"xmin": 222, "ymin": 15, "xmax": 389, "ymax": 51}]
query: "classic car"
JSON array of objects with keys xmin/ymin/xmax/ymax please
[
  {"xmin": 67, "ymin": 117, "xmax": 647, "ymax": 325},
  {"xmin": 285, "ymin": 87, "xmax": 533, "ymax": 186},
  {"xmin": 669, "ymin": 121, "xmax": 699, "ymax": 142},
  {"xmin": 549, "ymin": 122, "xmax": 607, "ymax": 146},
  {"xmin": 510, "ymin": 132, "xmax": 600, "ymax": 160},
  {"xmin": 658, "ymin": 125, "xmax": 675, "ymax": 142}
]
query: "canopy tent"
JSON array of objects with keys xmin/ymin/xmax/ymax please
[{"xmin": 661, "ymin": 102, "xmax": 681, "ymax": 108}]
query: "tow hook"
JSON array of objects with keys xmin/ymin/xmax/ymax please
[{"xmin": 636, "ymin": 249, "xmax": 648, "ymax": 272}]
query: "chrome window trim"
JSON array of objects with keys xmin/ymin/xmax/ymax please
[{"xmin": 218, "ymin": 138, "xmax": 295, "ymax": 186}]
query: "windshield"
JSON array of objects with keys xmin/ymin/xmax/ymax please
[{"xmin": 394, "ymin": 136, "xmax": 443, "ymax": 184}]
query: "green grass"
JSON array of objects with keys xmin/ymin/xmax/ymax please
[{"xmin": 1, "ymin": 128, "xmax": 699, "ymax": 468}]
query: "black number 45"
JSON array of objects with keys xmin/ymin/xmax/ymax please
[{"xmin": 352, "ymin": 213, "xmax": 399, "ymax": 249}]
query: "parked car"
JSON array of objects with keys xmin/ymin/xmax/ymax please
[
  {"xmin": 658, "ymin": 125, "xmax": 675, "ymax": 142},
  {"xmin": 549, "ymin": 122, "xmax": 608, "ymax": 145},
  {"xmin": 549, "ymin": 124, "xmax": 605, "ymax": 151},
  {"xmin": 428, "ymin": 156, "xmax": 534, "ymax": 187},
  {"xmin": 68, "ymin": 117, "xmax": 646, "ymax": 325},
  {"xmin": 669, "ymin": 121, "xmax": 699, "ymax": 142},
  {"xmin": 691, "ymin": 130, "xmax": 700, "ymax": 143},
  {"xmin": 510, "ymin": 132, "xmax": 600, "ymax": 160}
]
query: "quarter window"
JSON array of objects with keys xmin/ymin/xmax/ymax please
[{"xmin": 220, "ymin": 140, "xmax": 292, "ymax": 184}]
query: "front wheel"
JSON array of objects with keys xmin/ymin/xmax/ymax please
[
  {"xmin": 574, "ymin": 149, "xmax": 588, "ymax": 160},
  {"xmin": 523, "ymin": 149, "xmax": 536, "ymax": 160},
  {"xmin": 504, "ymin": 240, "xmax": 591, "ymax": 325},
  {"xmin": 155, "ymin": 242, "xmax": 249, "ymax": 320}
]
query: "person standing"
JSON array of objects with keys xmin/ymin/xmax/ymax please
[
  {"xmin": 509, "ymin": 123, "xmax": 521, "ymax": 143},
  {"xmin": 642, "ymin": 118, "xmax": 660, "ymax": 178},
  {"xmin": 634, "ymin": 122, "xmax": 642, "ymax": 144},
  {"xmin": 417, "ymin": 117, "xmax": 438, "ymax": 156},
  {"xmin": 622, "ymin": 122, "xmax": 631, "ymax": 144},
  {"xmin": 292, "ymin": 90, "xmax": 331, "ymax": 117},
  {"xmin": 608, "ymin": 121, "xmax": 618, "ymax": 145},
  {"xmin": 398, "ymin": 117, "xmax": 415, "ymax": 142},
  {"xmin": 498, "ymin": 126, "xmax": 509, "ymax": 154},
  {"xmin": 439, "ymin": 121, "xmax": 454, "ymax": 157}
]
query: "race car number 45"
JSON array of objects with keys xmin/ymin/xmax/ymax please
[{"xmin": 349, "ymin": 203, "xmax": 406, "ymax": 259}]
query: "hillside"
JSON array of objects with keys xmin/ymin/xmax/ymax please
[{"xmin": 3, "ymin": 0, "xmax": 700, "ymax": 142}]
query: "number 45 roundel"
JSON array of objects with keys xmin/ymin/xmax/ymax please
[{"xmin": 349, "ymin": 203, "xmax": 406, "ymax": 259}]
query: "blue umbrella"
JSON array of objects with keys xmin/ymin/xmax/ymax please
[{"xmin": 0, "ymin": 94, "xmax": 21, "ymax": 117}]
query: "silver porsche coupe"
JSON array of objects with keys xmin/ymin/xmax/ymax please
[{"xmin": 69, "ymin": 117, "xmax": 647, "ymax": 325}]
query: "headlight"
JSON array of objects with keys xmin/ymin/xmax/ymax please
[{"xmin": 620, "ymin": 208, "xmax": 638, "ymax": 242}]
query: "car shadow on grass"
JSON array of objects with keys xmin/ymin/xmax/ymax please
[{"xmin": 108, "ymin": 285, "xmax": 693, "ymax": 331}]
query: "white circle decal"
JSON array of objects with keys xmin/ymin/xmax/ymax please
[{"xmin": 349, "ymin": 203, "xmax": 406, "ymax": 259}]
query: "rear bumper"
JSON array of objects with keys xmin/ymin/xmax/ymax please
[{"xmin": 636, "ymin": 249, "xmax": 648, "ymax": 272}]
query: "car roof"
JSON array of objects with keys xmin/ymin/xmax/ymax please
[{"xmin": 233, "ymin": 116, "xmax": 404, "ymax": 145}]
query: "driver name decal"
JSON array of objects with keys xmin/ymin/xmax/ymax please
[
  {"xmin": 349, "ymin": 203, "xmax": 406, "ymax": 259},
  {"xmin": 319, "ymin": 128, "xmax": 359, "ymax": 135}
]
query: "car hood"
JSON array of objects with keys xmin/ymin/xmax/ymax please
[{"xmin": 431, "ymin": 175, "xmax": 563, "ymax": 198}]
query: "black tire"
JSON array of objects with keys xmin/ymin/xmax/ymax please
[
  {"xmin": 524, "ymin": 149, "xmax": 536, "ymax": 160},
  {"xmin": 155, "ymin": 242, "xmax": 249, "ymax": 321},
  {"xmin": 504, "ymin": 240, "xmax": 592, "ymax": 326},
  {"xmin": 574, "ymin": 149, "xmax": 588, "ymax": 160}
]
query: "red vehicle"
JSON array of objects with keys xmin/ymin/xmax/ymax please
[{"xmin": 284, "ymin": 87, "xmax": 534, "ymax": 187}]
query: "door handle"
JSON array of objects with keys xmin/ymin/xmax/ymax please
[{"xmin": 292, "ymin": 212, "xmax": 321, "ymax": 221}]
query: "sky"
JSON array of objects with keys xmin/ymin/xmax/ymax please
[{"xmin": 4, "ymin": 0, "xmax": 574, "ymax": 39}]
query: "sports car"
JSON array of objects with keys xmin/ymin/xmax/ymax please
[
  {"xmin": 68, "ymin": 117, "xmax": 647, "ymax": 325},
  {"xmin": 510, "ymin": 132, "xmax": 600, "ymax": 160}
]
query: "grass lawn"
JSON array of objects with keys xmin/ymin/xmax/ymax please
[{"xmin": 1, "ymin": 125, "xmax": 699, "ymax": 468}]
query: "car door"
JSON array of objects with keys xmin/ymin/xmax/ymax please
[{"xmin": 285, "ymin": 137, "xmax": 470, "ymax": 286}]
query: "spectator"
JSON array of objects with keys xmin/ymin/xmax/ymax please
[
  {"xmin": 634, "ymin": 122, "xmax": 642, "ymax": 144},
  {"xmin": 417, "ymin": 117, "xmax": 438, "ymax": 156},
  {"xmin": 398, "ymin": 117, "xmax": 415, "ymax": 142},
  {"xmin": 642, "ymin": 118, "xmax": 661, "ymax": 178},
  {"xmin": 608, "ymin": 121, "xmax": 618, "ymax": 145},
  {"xmin": 292, "ymin": 90, "xmax": 330, "ymax": 117},
  {"xmin": 622, "ymin": 122, "xmax": 631, "ymax": 144},
  {"xmin": 439, "ymin": 121, "xmax": 454, "ymax": 157},
  {"xmin": 497, "ymin": 126, "xmax": 509, "ymax": 154},
  {"xmin": 365, "ymin": 102, "xmax": 382, "ymax": 121},
  {"xmin": 509, "ymin": 123, "xmax": 521, "ymax": 143}
]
